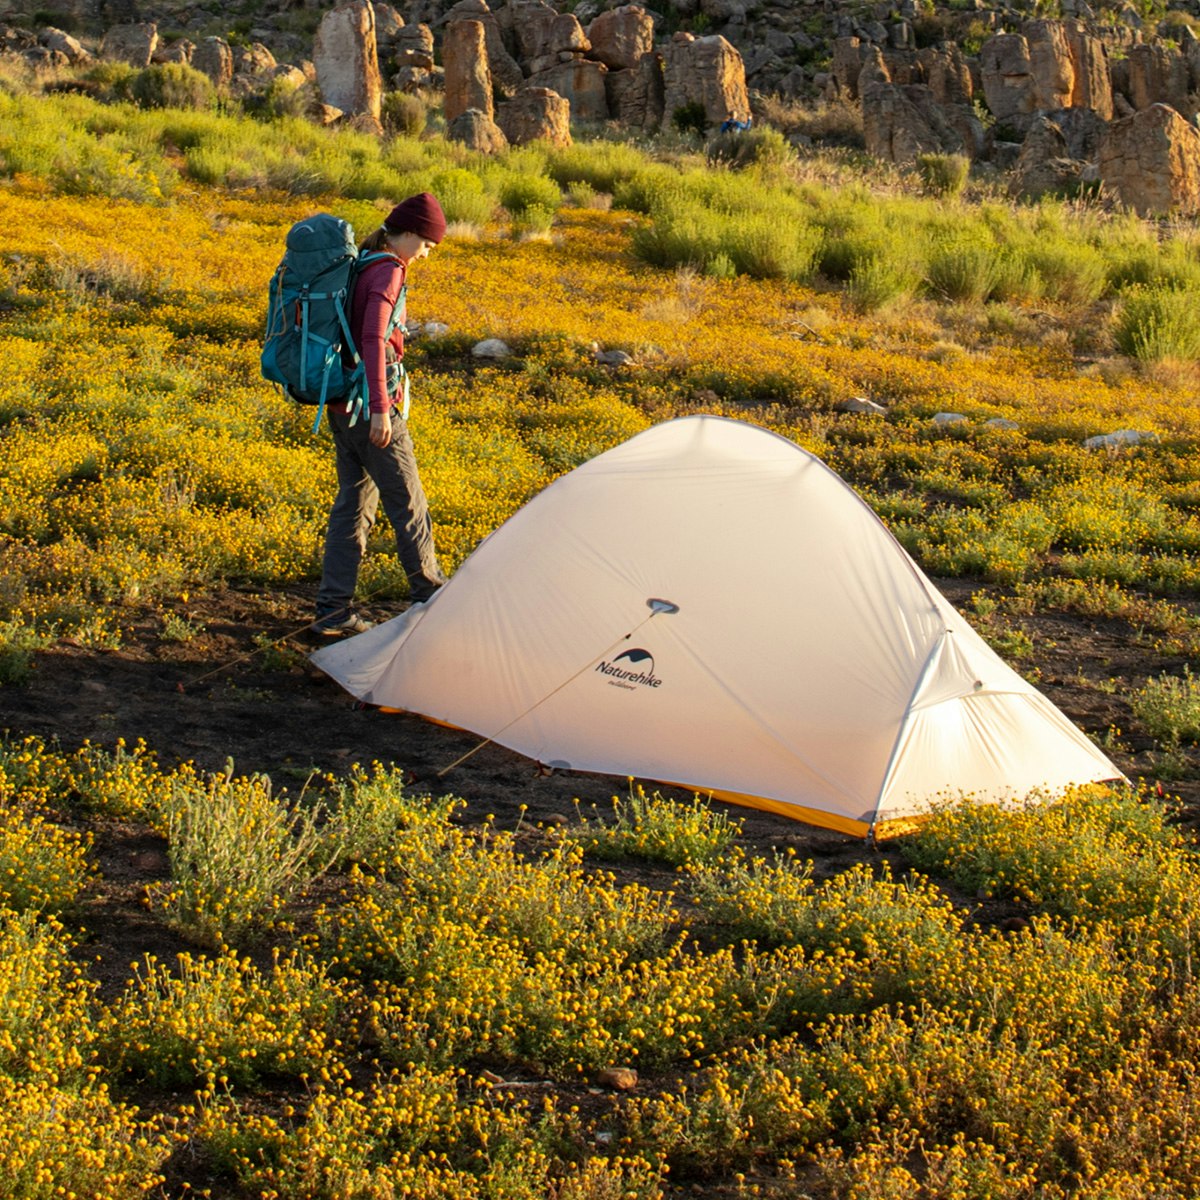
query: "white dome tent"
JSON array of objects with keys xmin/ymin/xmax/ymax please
[{"xmin": 311, "ymin": 415, "xmax": 1122, "ymax": 838}]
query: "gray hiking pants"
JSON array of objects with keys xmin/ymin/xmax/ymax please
[{"xmin": 316, "ymin": 407, "xmax": 446, "ymax": 616}]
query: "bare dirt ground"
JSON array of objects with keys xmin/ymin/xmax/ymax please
[{"xmin": 0, "ymin": 575, "xmax": 1191, "ymax": 1196}]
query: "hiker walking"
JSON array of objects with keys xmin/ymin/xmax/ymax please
[{"xmin": 312, "ymin": 192, "xmax": 449, "ymax": 636}]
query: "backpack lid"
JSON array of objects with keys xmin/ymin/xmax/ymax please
[{"xmin": 285, "ymin": 213, "xmax": 357, "ymax": 260}]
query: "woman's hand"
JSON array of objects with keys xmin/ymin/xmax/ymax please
[{"xmin": 369, "ymin": 412, "xmax": 392, "ymax": 448}]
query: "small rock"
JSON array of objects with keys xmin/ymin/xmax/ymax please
[
  {"xmin": 539, "ymin": 812, "xmax": 569, "ymax": 827},
  {"xmin": 595, "ymin": 348, "xmax": 635, "ymax": 367},
  {"xmin": 1083, "ymin": 429, "xmax": 1159, "ymax": 449},
  {"xmin": 985, "ymin": 417, "xmax": 1019, "ymax": 430},
  {"xmin": 420, "ymin": 321, "xmax": 451, "ymax": 338},
  {"xmin": 932, "ymin": 412, "xmax": 968, "ymax": 425},
  {"xmin": 596, "ymin": 1066, "xmax": 638, "ymax": 1091},
  {"xmin": 472, "ymin": 337, "xmax": 512, "ymax": 359},
  {"xmin": 837, "ymin": 396, "xmax": 887, "ymax": 415}
]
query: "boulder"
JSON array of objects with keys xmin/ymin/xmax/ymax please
[
  {"xmin": 234, "ymin": 42, "xmax": 276, "ymax": 76},
  {"xmin": 1098, "ymin": 103, "xmax": 1200, "ymax": 216},
  {"xmin": 314, "ymin": 0, "xmax": 382, "ymax": 123},
  {"xmin": 917, "ymin": 43, "xmax": 972, "ymax": 106},
  {"xmin": 1024, "ymin": 19, "xmax": 1074, "ymax": 110},
  {"xmin": 586, "ymin": 4, "xmax": 653, "ymax": 71},
  {"xmin": 496, "ymin": 86, "xmax": 572, "ymax": 147},
  {"xmin": 444, "ymin": 0, "xmax": 523, "ymax": 97},
  {"xmin": 374, "ymin": 2, "xmax": 405, "ymax": 59},
  {"xmin": 857, "ymin": 44, "xmax": 890, "ymax": 95},
  {"xmin": 100, "ymin": 22, "xmax": 157, "ymax": 67},
  {"xmin": 395, "ymin": 21, "xmax": 435, "ymax": 69},
  {"xmin": 605, "ymin": 53, "xmax": 664, "ymax": 130},
  {"xmin": 1044, "ymin": 105, "xmax": 1109, "ymax": 159},
  {"xmin": 527, "ymin": 56, "xmax": 608, "ymax": 122},
  {"xmin": 1010, "ymin": 114, "xmax": 1087, "ymax": 198},
  {"xmin": 153, "ymin": 39, "xmax": 194, "ymax": 65},
  {"xmin": 506, "ymin": 0, "xmax": 576, "ymax": 63},
  {"xmin": 444, "ymin": 19, "xmax": 493, "ymax": 122},
  {"xmin": 979, "ymin": 32, "xmax": 1034, "ymax": 130},
  {"xmin": 38, "ymin": 26, "xmax": 91, "ymax": 64},
  {"xmin": 1064, "ymin": 19, "xmax": 1111, "ymax": 118},
  {"xmin": 862, "ymin": 81, "xmax": 981, "ymax": 164},
  {"xmin": 830, "ymin": 35, "xmax": 864, "ymax": 100},
  {"xmin": 192, "ymin": 36, "xmax": 234, "ymax": 87},
  {"xmin": 1127, "ymin": 42, "xmax": 1190, "ymax": 115},
  {"xmin": 1084, "ymin": 429, "xmax": 1158, "ymax": 449},
  {"xmin": 472, "ymin": 337, "xmax": 514, "ymax": 358},
  {"xmin": 837, "ymin": 397, "xmax": 887, "ymax": 415},
  {"xmin": 39, "ymin": 26, "xmax": 91, "ymax": 64},
  {"xmin": 661, "ymin": 33, "xmax": 750, "ymax": 130},
  {"xmin": 447, "ymin": 107, "xmax": 509, "ymax": 152}
]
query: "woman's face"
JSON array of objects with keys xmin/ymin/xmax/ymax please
[{"xmin": 392, "ymin": 231, "xmax": 438, "ymax": 264}]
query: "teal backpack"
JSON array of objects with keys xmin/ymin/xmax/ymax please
[{"xmin": 261, "ymin": 213, "xmax": 406, "ymax": 431}]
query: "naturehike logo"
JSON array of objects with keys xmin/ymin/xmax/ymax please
[{"xmin": 596, "ymin": 648, "xmax": 663, "ymax": 690}]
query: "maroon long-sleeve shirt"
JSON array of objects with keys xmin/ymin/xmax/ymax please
[{"xmin": 334, "ymin": 254, "xmax": 406, "ymax": 416}]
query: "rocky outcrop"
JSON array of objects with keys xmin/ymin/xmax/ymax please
[
  {"xmin": 374, "ymin": 2, "xmax": 406, "ymax": 64},
  {"xmin": 444, "ymin": 19, "xmax": 493, "ymax": 122},
  {"xmin": 1099, "ymin": 103, "xmax": 1200, "ymax": 216},
  {"xmin": 100, "ymin": 22, "xmax": 156, "ymax": 67},
  {"xmin": 448, "ymin": 106, "xmax": 509, "ymax": 152},
  {"xmin": 234, "ymin": 43, "xmax": 277, "ymax": 77},
  {"xmin": 1010, "ymin": 114, "xmax": 1088, "ymax": 198},
  {"xmin": 862, "ymin": 81, "xmax": 983, "ymax": 163},
  {"xmin": 392, "ymin": 22, "xmax": 436, "ymax": 91},
  {"xmin": 153, "ymin": 39, "xmax": 194, "ymax": 66},
  {"xmin": 606, "ymin": 52, "xmax": 664, "ymax": 130},
  {"xmin": 192, "ymin": 37, "xmax": 234, "ymax": 88},
  {"xmin": 917, "ymin": 43, "xmax": 972, "ymax": 106},
  {"xmin": 1024, "ymin": 20, "xmax": 1074, "ymax": 111},
  {"xmin": 586, "ymin": 4, "xmax": 653, "ymax": 71},
  {"xmin": 313, "ymin": 0, "xmax": 382, "ymax": 122},
  {"xmin": 979, "ymin": 22, "xmax": 1078, "ymax": 134},
  {"xmin": 445, "ymin": 0, "xmax": 523, "ymax": 97},
  {"xmin": 527, "ymin": 56, "xmax": 608, "ymax": 121},
  {"xmin": 831, "ymin": 35, "xmax": 865, "ymax": 100},
  {"xmin": 1127, "ymin": 42, "xmax": 1190, "ymax": 116},
  {"xmin": 661, "ymin": 32, "xmax": 750, "ymax": 128},
  {"xmin": 1064, "ymin": 20, "xmax": 1111, "ymax": 118},
  {"xmin": 497, "ymin": 85, "xmax": 572, "ymax": 146},
  {"xmin": 41, "ymin": 26, "xmax": 92, "ymax": 65}
]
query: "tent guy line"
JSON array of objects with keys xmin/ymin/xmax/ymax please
[{"xmin": 436, "ymin": 597, "xmax": 680, "ymax": 778}]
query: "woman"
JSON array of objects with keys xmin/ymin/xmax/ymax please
[{"xmin": 312, "ymin": 192, "xmax": 448, "ymax": 636}]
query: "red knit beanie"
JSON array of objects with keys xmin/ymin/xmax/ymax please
[{"xmin": 384, "ymin": 192, "xmax": 447, "ymax": 243}]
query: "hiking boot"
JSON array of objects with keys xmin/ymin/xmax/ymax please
[{"xmin": 311, "ymin": 612, "xmax": 373, "ymax": 638}]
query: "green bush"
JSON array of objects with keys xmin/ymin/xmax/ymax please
[
  {"xmin": 381, "ymin": 90, "xmax": 427, "ymax": 137},
  {"xmin": 671, "ymin": 101, "xmax": 709, "ymax": 138},
  {"xmin": 571, "ymin": 787, "xmax": 741, "ymax": 867},
  {"xmin": 915, "ymin": 151, "xmax": 970, "ymax": 198},
  {"xmin": 705, "ymin": 126, "xmax": 794, "ymax": 171},
  {"xmin": 1114, "ymin": 283, "xmax": 1200, "ymax": 364},
  {"xmin": 432, "ymin": 165, "xmax": 496, "ymax": 227},
  {"xmin": 131, "ymin": 63, "xmax": 214, "ymax": 111},
  {"xmin": 848, "ymin": 253, "xmax": 921, "ymax": 312},
  {"xmin": 925, "ymin": 232, "xmax": 1000, "ymax": 303},
  {"xmin": 546, "ymin": 139, "xmax": 647, "ymax": 193},
  {"xmin": 1131, "ymin": 667, "xmax": 1200, "ymax": 745},
  {"xmin": 498, "ymin": 171, "xmax": 562, "ymax": 216}
]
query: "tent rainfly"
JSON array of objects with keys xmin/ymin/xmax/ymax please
[{"xmin": 311, "ymin": 415, "xmax": 1123, "ymax": 838}]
